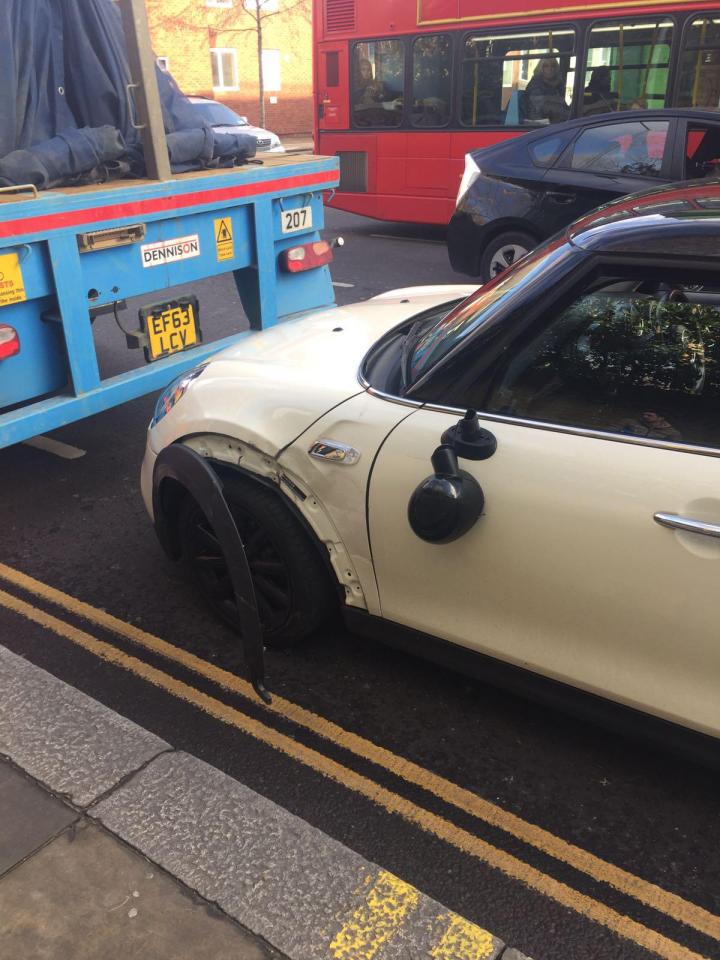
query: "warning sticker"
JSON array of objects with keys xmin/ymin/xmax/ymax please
[
  {"xmin": 0, "ymin": 253, "xmax": 27, "ymax": 307},
  {"xmin": 215, "ymin": 218, "xmax": 234, "ymax": 262}
]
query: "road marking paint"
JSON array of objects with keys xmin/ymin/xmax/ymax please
[
  {"xmin": 0, "ymin": 586, "xmax": 711, "ymax": 960},
  {"xmin": 0, "ymin": 562, "xmax": 716, "ymax": 944},
  {"xmin": 431, "ymin": 914, "xmax": 496, "ymax": 960},
  {"xmin": 332, "ymin": 281, "xmax": 355, "ymax": 288},
  {"xmin": 22, "ymin": 436, "xmax": 86, "ymax": 459},
  {"xmin": 329, "ymin": 871, "xmax": 419, "ymax": 959},
  {"xmin": 368, "ymin": 234, "xmax": 446, "ymax": 245}
]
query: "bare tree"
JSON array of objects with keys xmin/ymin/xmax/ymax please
[
  {"xmin": 148, "ymin": 0, "xmax": 310, "ymax": 128},
  {"xmin": 225, "ymin": 0, "xmax": 310, "ymax": 128}
]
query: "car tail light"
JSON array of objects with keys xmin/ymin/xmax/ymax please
[
  {"xmin": 0, "ymin": 324, "xmax": 20, "ymax": 359},
  {"xmin": 456, "ymin": 153, "xmax": 481, "ymax": 207},
  {"xmin": 281, "ymin": 240, "xmax": 333, "ymax": 273}
]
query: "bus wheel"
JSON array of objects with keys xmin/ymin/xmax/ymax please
[{"xmin": 480, "ymin": 231, "xmax": 535, "ymax": 282}]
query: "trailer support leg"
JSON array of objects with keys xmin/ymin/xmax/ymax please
[{"xmin": 47, "ymin": 235, "xmax": 101, "ymax": 395}]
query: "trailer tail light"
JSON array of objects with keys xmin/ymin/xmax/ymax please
[
  {"xmin": 281, "ymin": 240, "xmax": 333, "ymax": 273},
  {"xmin": 0, "ymin": 324, "xmax": 20, "ymax": 359}
]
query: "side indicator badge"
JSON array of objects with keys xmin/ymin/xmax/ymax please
[{"xmin": 308, "ymin": 439, "xmax": 361, "ymax": 465}]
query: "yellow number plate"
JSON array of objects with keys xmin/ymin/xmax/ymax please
[{"xmin": 140, "ymin": 297, "xmax": 201, "ymax": 362}]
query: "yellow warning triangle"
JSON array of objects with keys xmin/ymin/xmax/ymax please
[{"xmin": 217, "ymin": 220, "xmax": 232, "ymax": 242}]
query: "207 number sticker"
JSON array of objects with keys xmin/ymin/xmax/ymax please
[{"xmin": 281, "ymin": 206, "xmax": 312, "ymax": 234}]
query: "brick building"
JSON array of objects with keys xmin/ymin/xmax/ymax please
[{"xmin": 146, "ymin": 0, "xmax": 313, "ymax": 136}]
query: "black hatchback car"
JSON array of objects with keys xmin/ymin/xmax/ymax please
[{"xmin": 448, "ymin": 108, "xmax": 720, "ymax": 281}]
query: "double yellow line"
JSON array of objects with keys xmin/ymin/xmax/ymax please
[{"xmin": 0, "ymin": 561, "xmax": 715, "ymax": 960}]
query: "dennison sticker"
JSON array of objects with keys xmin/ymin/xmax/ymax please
[
  {"xmin": 141, "ymin": 234, "xmax": 200, "ymax": 268},
  {"xmin": 0, "ymin": 253, "xmax": 27, "ymax": 307}
]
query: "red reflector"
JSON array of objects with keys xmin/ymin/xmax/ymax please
[
  {"xmin": 281, "ymin": 240, "xmax": 333, "ymax": 273},
  {"xmin": 0, "ymin": 324, "xmax": 20, "ymax": 360}
]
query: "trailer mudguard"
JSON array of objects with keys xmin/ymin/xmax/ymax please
[{"xmin": 152, "ymin": 442, "xmax": 270, "ymax": 703}]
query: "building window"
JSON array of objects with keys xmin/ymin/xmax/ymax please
[
  {"xmin": 211, "ymin": 48, "xmax": 238, "ymax": 89},
  {"xmin": 262, "ymin": 49, "xmax": 282, "ymax": 91},
  {"xmin": 156, "ymin": 56, "xmax": 170, "ymax": 72}
]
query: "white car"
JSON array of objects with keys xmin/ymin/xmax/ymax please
[
  {"xmin": 141, "ymin": 181, "xmax": 720, "ymax": 743},
  {"xmin": 189, "ymin": 96, "xmax": 285, "ymax": 153}
]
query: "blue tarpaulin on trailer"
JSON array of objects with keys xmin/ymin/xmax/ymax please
[{"xmin": 0, "ymin": 0, "xmax": 256, "ymax": 188}]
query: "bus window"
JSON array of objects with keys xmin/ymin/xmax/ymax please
[
  {"xmin": 352, "ymin": 40, "xmax": 405, "ymax": 128},
  {"xmin": 461, "ymin": 29, "xmax": 576, "ymax": 128},
  {"xmin": 678, "ymin": 17, "xmax": 720, "ymax": 108},
  {"xmin": 583, "ymin": 20, "xmax": 673, "ymax": 114},
  {"xmin": 412, "ymin": 34, "xmax": 452, "ymax": 127}
]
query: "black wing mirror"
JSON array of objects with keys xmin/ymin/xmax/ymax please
[
  {"xmin": 408, "ymin": 444, "xmax": 485, "ymax": 544},
  {"xmin": 407, "ymin": 411, "xmax": 495, "ymax": 544}
]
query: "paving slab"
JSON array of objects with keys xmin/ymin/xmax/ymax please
[
  {"xmin": 0, "ymin": 646, "xmax": 169, "ymax": 806},
  {"xmin": 0, "ymin": 820, "xmax": 276, "ymax": 960},
  {"xmin": 92, "ymin": 750, "xmax": 506, "ymax": 960},
  {"xmin": 0, "ymin": 762, "xmax": 78, "ymax": 874}
]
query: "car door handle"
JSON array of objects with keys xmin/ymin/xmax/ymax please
[
  {"xmin": 546, "ymin": 191, "xmax": 576, "ymax": 204},
  {"xmin": 653, "ymin": 512, "xmax": 720, "ymax": 539}
]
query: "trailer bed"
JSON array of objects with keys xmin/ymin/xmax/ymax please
[{"xmin": 0, "ymin": 153, "xmax": 339, "ymax": 448}]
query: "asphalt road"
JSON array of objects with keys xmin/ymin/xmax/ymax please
[{"xmin": 1, "ymin": 207, "xmax": 719, "ymax": 960}]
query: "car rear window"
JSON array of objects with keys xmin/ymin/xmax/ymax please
[
  {"xmin": 529, "ymin": 133, "xmax": 571, "ymax": 167},
  {"xmin": 193, "ymin": 101, "xmax": 247, "ymax": 126}
]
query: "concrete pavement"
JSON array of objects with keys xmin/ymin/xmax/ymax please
[{"xmin": 0, "ymin": 644, "xmax": 528, "ymax": 960}]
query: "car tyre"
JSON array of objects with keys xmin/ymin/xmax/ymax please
[
  {"xmin": 480, "ymin": 231, "xmax": 536, "ymax": 282},
  {"xmin": 178, "ymin": 473, "xmax": 335, "ymax": 647}
]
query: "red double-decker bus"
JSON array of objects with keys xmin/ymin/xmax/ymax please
[{"xmin": 314, "ymin": 0, "xmax": 720, "ymax": 223}]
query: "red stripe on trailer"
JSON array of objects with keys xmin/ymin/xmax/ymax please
[{"xmin": 0, "ymin": 170, "xmax": 338, "ymax": 239}]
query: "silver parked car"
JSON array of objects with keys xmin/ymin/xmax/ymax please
[{"xmin": 188, "ymin": 96, "xmax": 285, "ymax": 153}]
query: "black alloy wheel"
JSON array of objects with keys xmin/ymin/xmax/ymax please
[{"xmin": 178, "ymin": 472, "xmax": 334, "ymax": 646}]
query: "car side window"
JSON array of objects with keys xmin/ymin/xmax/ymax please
[
  {"xmin": 567, "ymin": 120, "xmax": 669, "ymax": 177},
  {"xmin": 485, "ymin": 281, "xmax": 720, "ymax": 449},
  {"xmin": 684, "ymin": 123, "xmax": 720, "ymax": 179}
]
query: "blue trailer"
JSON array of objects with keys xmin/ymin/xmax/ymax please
[
  {"xmin": 0, "ymin": 155, "xmax": 340, "ymax": 448},
  {"xmin": 0, "ymin": 0, "xmax": 340, "ymax": 450}
]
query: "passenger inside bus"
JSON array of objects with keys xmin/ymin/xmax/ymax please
[
  {"xmin": 582, "ymin": 67, "xmax": 619, "ymax": 115},
  {"xmin": 354, "ymin": 59, "xmax": 385, "ymax": 105},
  {"xmin": 522, "ymin": 58, "xmax": 571, "ymax": 123},
  {"xmin": 352, "ymin": 55, "xmax": 403, "ymax": 127},
  {"xmin": 412, "ymin": 35, "xmax": 451, "ymax": 127}
]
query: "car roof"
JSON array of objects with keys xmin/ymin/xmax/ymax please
[
  {"xmin": 541, "ymin": 107, "xmax": 720, "ymax": 133},
  {"xmin": 567, "ymin": 179, "xmax": 720, "ymax": 259},
  {"xmin": 471, "ymin": 107, "xmax": 720, "ymax": 158}
]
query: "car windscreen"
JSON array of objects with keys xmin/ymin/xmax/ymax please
[
  {"xmin": 192, "ymin": 102, "xmax": 247, "ymax": 126},
  {"xmin": 407, "ymin": 240, "xmax": 573, "ymax": 387}
]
